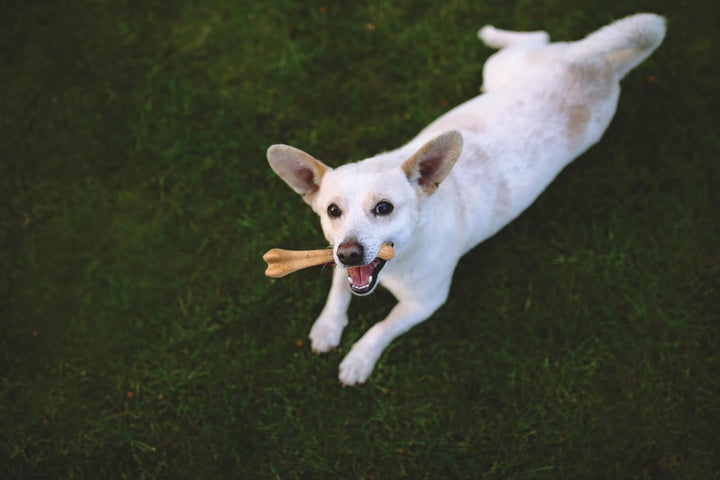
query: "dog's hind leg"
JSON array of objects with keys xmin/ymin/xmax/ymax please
[
  {"xmin": 477, "ymin": 25, "xmax": 552, "ymax": 92},
  {"xmin": 478, "ymin": 25, "xmax": 549, "ymax": 49},
  {"xmin": 566, "ymin": 13, "xmax": 666, "ymax": 79}
]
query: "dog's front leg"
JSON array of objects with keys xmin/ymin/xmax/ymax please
[
  {"xmin": 338, "ymin": 297, "xmax": 445, "ymax": 385},
  {"xmin": 309, "ymin": 266, "xmax": 352, "ymax": 353}
]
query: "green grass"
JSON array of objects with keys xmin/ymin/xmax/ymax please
[{"xmin": 2, "ymin": 0, "xmax": 718, "ymax": 478}]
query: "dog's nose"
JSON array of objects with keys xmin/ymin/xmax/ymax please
[{"xmin": 337, "ymin": 240, "xmax": 364, "ymax": 266}]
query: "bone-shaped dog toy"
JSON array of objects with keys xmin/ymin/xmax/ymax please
[{"xmin": 263, "ymin": 243, "xmax": 394, "ymax": 278}]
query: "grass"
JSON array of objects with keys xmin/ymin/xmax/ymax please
[{"xmin": 2, "ymin": 0, "xmax": 718, "ymax": 478}]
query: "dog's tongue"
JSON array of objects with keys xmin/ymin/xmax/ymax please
[{"xmin": 348, "ymin": 264, "xmax": 374, "ymax": 287}]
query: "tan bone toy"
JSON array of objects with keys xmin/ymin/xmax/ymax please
[{"xmin": 263, "ymin": 243, "xmax": 394, "ymax": 278}]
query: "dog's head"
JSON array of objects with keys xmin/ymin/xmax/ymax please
[{"xmin": 267, "ymin": 130, "xmax": 463, "ymax": 295}]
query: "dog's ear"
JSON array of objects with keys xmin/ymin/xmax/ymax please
[
  {"xmin": 267, "ymin": 144, "xmax": 331, "ymax": 205},
  {"xmin": 401, "ymin": 130, "xmax": 463, "ymax": 195}
]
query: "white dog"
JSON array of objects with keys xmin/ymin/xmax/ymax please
[{"xmin": 267, "ymin": 13, "xmax": 666, "ymax": 385}]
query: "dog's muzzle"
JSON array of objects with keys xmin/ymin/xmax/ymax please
[{"xmin": 337, "ymin": 240, "xmax": 387, "ymax": 296}]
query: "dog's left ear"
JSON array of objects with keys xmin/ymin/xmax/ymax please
[
  {"xmin": 267, "ymin": 144, "xmax": 331, "ymax": 205},
  {"xmin": 401, "ymin": 130, "xmax": 463, "ymax": 195}
]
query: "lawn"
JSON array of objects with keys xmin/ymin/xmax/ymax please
[{"xmin": 2, "ymin": 0, "xmax": 718, "ymax": 478}]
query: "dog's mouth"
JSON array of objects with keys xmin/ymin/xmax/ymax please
[{"xmin": 346, "ymin": 258, "xmax": 386, "ymax": 296}]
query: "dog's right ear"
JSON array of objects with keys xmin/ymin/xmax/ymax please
[{"xmin": 267, "ymin": 144, "xmax": 331, "ymax": 205}]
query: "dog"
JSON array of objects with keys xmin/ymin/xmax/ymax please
[{"xmin": 266, "ymin": 13, "xmax": 666, "ymax": 385}]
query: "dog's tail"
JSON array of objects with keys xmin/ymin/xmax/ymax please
[{"xmin": 566, "ymin": 13, "xmax": 666, "ymax": 78}]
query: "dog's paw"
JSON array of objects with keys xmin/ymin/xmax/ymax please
[
  {"xmin": 478, "ymin": 25, "xmax": 495, "ymax": 41},
  {"xmin": 338, "ymin": 350, "xmax": 378, "ymax": 386},
  {"xmin": 478, "ymin": 25, "xmax": 503, "ymax": 47},
  {"xmin": 309, "ymin": 320, "xmax": 344, "ymax": 353}
]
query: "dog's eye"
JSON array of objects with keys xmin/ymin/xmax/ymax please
[
  {"xmin": 373, "ymin": 201, "xmax": 394, "ymax": 216},
  {"xmin": 327, "ymin": 204, "xmax": 342, "ymax": 218}
]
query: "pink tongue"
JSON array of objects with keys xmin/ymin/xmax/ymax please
[{"xmin": 348, "ymin": 263, "xmax": 374, "ymax": 286}]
